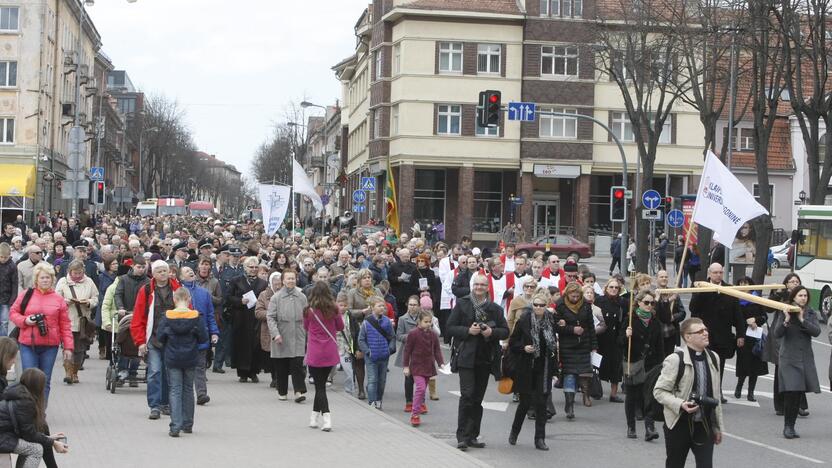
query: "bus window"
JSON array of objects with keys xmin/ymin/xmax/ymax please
[{"xmin": 796, "ymin": 221, "xmax": 832, "ymax": 269}]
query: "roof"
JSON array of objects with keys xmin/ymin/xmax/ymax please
[
  {"xmin": 724, "ymin": 118, "xmax": 793, "ymax": 171},
  {"xmin": 398, "ymin": 0, "xmax": 522, "ymax": 14}
]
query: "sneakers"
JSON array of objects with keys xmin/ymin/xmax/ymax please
[
  {"xmin": 149, "ymin": 409, "xmax": 161, "ymax": 420},
  {"xmin": 420, "ymin": 404, "xmax": 428, "ymax": 414},
  {"xmin": 410, "ymin": 415, "xmax": 421, "ymax": 427},
  {"xmin": 161, "ymin": 406, "xmax": 171, "ymax": 416},
  {"xmin": 371, "ymin": 401, "xmax": 382, "ymax": 410},
  {"xmin": 169, "ymin": 430, "xmax": 180, "ymax": 438},
  {"xmin": 404, "ymin": 403, "xmax": 413, "ymax": 413},
  {"xmin": 294, "ymin": 392, "xmax": 306, "ymax": 403},
  {"xmin": 277, "ymin": 394, "xmax": 288, "ymax": 401},
  {"xmin": 182, "ymin": 428, "xmax": 193, "ymax": 434},
  {"xmin": 197, "ymin": 395, "xmax": 210, "ymax": 406},
  {"xmin": 212, "ymin": 368, "xmax": 225, "ymax": 374},
  {"xmin": 309, "ymin": 411, "xmax": 320, "ymax": 428}
]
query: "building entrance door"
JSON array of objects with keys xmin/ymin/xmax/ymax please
[{"xmin": 533, "ymin": 201, "xmax": 559, "ymax": 238}]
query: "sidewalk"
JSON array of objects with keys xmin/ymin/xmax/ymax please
[{"xmin": 43, "ymin": 358, "xmax": 488, "ymax": 468}]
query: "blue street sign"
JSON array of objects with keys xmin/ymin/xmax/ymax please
[
  {"xmin": 353, "ymin": 204, "xmax": 366, "ymax": 213},
  {"xmin": 360, "ymin": 177, "xmax": 376, "ymax": 192},
  {"xmin": 510, "ymin": 196, "xmax": 524, "ymax": 205},
  {"xmin": 352, "ymin": 189, "xmax": 367, "ymax": 204},
  {"xmin": 642, "ymin": 189, "xmax": 662, "ymax": 210},
  {"xmin": 667, "ymin": 209, "xmax": 685, "ymax": 228},
  {"xmin": 321, "ymin": 194, "xmax": 330, "ymax": 206},
  {"xmin": 507, "ymin": 102, "xmax": 536, "ymax": 121},
  {"xmin": 89, "ymin": 167, "xmax": 104, "ymax": 181}
]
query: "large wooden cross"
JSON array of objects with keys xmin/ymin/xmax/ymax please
[{"xmin": 656, "ymin": 281, "xmax": 800, "ymax": 313}]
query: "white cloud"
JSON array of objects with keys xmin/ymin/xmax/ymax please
[{"xmin": 88, "ymin": 0, "xmax": 368, "ymax": 173}]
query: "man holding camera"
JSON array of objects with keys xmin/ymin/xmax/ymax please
[
  {"xmin": 447, "ymin": 273, "xmax": 508, "ymax": 451},
  {"xmin": 653, "ymin": 318, "xmax": 723, "ymax": 468}
]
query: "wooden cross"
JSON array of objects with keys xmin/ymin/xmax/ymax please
[{"xmin": 656, "ymin": 281, "xmax": 799, "ymax": 313}]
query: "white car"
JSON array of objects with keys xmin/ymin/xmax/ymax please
[{"xmin": 769, "ymin": 240, "xmax": 791, "ymax": 268}]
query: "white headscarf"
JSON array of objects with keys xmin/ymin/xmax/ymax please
[{"xmin": 268, "ymin": 271, "xmax": 282, "ymax": 292}]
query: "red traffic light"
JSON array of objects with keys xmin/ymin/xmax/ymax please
[
  {"xmin": 665, "ymin": 197, "xmax": 672, "ymax": 203},
  {"xmin": 489, "ymin": 94, "xmax": 499, "ymax": 103},
  {"xmin": 97, "ymin": 182, "xmax": 104, "ymax": 190},
  {"xmin": 613, "ymin": 189, "xmax": 625, "ymax": 199}
]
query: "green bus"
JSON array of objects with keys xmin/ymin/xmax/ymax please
[{"xmin": 795, "ymin": 205, "xmax": 832, "ymax": 318}]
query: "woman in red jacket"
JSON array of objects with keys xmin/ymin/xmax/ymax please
[{"xmin": 10, "ymin": 262, "xmax": 73, "ymax": 401}]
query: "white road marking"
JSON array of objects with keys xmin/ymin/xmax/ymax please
[
  {"xmin": 724, "ymin": 396, "xmax": 760, "ymax": 408},
  {"xmin": 724, "ymin": 364, "xmax": 832, "ymax": 395},
  {"xmin": 448, "ymin": 391, "xmax": 509, "ymax": 412},
  {"xmin": 722, "ymin": 432, "xmax": 825, "ymax": 464},
  {"xmin": 812, "ymin": 339, "xmax": 832, "ymax": 348}
]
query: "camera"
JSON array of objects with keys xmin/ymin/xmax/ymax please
[
  {"xmin": 30, "ymin": 314, "xmax": 48, "ymax": 337},
  {"xmin": 477, "ymin": 322, "xmax": 488, "ymax": 331},
  {"xmin": 688, "ymin": 392, "xmax": 719, "ymax": 410}
]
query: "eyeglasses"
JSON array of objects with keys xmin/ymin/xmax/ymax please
[
  {"xmin": 608, "ymin": 286, "xmax": 620, "ymax": 290},
  {"xmin": 641, "ymin": 300, "xmax": 655, "ymax": 305},
  {"xmin": 687, "ymin": 328, "xmax": 708, "ymax": 336},
  {"xmin": 533, "ymin": 303, "xmax": 547, "ymax": 307},
  {"xmin": 30, "ymin": 251, "xmax": 42, "ymax": 255},
  {"xmin": 524, "ymin": 284, "xmax": 536, "ymax": 289},
  {"xmin": 408, "ymin": 303, "xmax": 419, "ymax": 307}
]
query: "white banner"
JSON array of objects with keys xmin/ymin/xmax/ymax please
[
  {"xmin": 691, "ymin": 151, "xmax": 769, "ymax": 248},
  {"xmin": 293, "ymin": 159, "xmax": 323, "ymax": 214},
  {"xmin": 258, "ymin": 184, "xmax": 291, "ymax": 236}
]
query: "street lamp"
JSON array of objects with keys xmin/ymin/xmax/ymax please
[
  {"xmin": 799, "ymin": 190, "xmax": 807, "ymax": 205},
  {"xmin": 137, "ymin": 126, "xmax": 158, "ymax": 200}
]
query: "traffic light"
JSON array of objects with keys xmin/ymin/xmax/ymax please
[
  {"xmin": 610, "ymin": 186, "xmax": 626, "ymax": 222},
  {"xmin": 478, "ymin": 90, "xmax": 501, "ymax": 127},
  {"xmin": 664, "ymin": 196, "xmax": 674, "ymax": 210},
  {"xmin": 90, "ymin": 181, "xmax": 105, "ymax": 205}
]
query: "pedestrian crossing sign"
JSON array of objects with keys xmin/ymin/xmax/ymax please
[
  {"xmin": 89, "ymin": 167, "xmax": 104, "ymax": 181},
  {"xmin": 361, "ymin": 177, "xmax": 376, "ymax": 192}
]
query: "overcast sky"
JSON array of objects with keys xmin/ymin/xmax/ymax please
[{"xmin": 88, "ymin": 0, "xmax": 368, "ymax": 176}]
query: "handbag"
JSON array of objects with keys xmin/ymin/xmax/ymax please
[
  {"xmin": 449, "ymin": 337, "xmax": 464, "ymax": 373},
  {"xmin": 590, "ymin": 368, "xmax": 604, "ymax": 400},
  {"xmin": 311, "ymin": 309, "xmax": 338, "ymax": 346},
  {"xmin": 69, "ymin": 285, "xmax": 97, "ymax": 341},
  {"xmin": 752, "ymin": 331, "xmax": 767, "ymax": 359},
  {"xmin": 9, "ymin": 288, "xmax": 34, "ymax": 340},
  {"xmin": 497, "ymin": 377, "xmax": 514, "ymax": 394},
  {"xmin": 623, "ymin": 359, "xmax": 647, "ymax": 386}
]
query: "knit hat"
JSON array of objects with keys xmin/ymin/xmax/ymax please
[
  {"xmin": 420, "ymin": 294, "xmax": 433, "ymax": 310},
  {"xmin": 563, "ymin": 260, "xmax": 579, "ymax": 273},
  {"xmin": 151, "ymin": 259, "xmax": 169, "ymax": 271}
]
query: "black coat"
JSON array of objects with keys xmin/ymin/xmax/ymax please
[
  {"xmin": 388, "ymin": 260, "xmax": 417, "ymax": 304},
  {"xmin": 656, "ymin": 295, "xmax": 686, "ymax": 355},
  {"xmin": 509, "ymin": 310, "xmax": 557, "ymax": 394},
  {"xmin": 0, "ymin": 384, "xmax": 51, "ymax": 453},
  {"xmin": 452, "ymin": 269, "xmax": 475, "ymax": 299},
  {"xmin": 447, "ymin": 296, "xmax": 508, "ymax": 377},
  {"xmin": 619, "ymin": 314, "xmax": 664, "ymax": 371},
  {"xmin": 0, "ymin": 259, "xmax": 17, "ymax": 306},
  {"xmin": 595, "ymin": 295, "xmax": 625, "ymax": 382},
  {"xmin": 736, "ymin": 301, "xmax": 768, "ymax": 378},
  {"xmin": 227, "ymin": 276, "xmax": 268, "ymax": 373},
  {"xmin": 411, "ymin": 266, "xmax": 439, "ymax": 308},
  {"xmin": 689, "ymin": 283, "xmax": 745, "ymax": 359},
  {"xmin": 554, "ymin": 302, "xmax": 597, "ymax": 375}
]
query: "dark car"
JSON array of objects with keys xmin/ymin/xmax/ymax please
[{"xmin": 516, "ymin": 235, "xmax": 592, "ymax": 259}]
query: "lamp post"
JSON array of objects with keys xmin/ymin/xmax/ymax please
[{"xmin": 799, "ymin": 190, "xmax": 807, "ymax": 205}]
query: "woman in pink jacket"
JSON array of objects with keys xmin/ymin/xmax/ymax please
[
  {"xmin": 303, "ymin": 282, "xmax": 344, "ymax": 433},
  {"xmin": 10, "ymin": 262, "xmax": 73, "ymax": 401}
]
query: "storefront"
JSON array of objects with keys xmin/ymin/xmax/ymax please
[{"xmin": 0, "ymin": 164, "xmax": 35, "ymax": 225}]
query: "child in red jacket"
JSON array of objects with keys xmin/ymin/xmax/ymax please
[{"xmin": 402, "ymin": 310, "xmax": 444, "ymax": 427}]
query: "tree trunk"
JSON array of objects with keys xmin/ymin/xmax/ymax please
[{"xmin": 751, "ymin": 216, "xmax": 773, "ymax": 285}]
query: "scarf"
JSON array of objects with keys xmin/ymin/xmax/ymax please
[
  {"xmin": 563, "ymin": 293, "xmax": 584, "ymax": 314},
  {"xmin": 471, "ymin": 293, "xmax": 489, "ymax": 322},
  {"xmin": 636, "ymin": 307, "xmax": 652, "ymax": 322},
  {"xmin": 739, "ymin": 291, "xmax": 760, "ymax": 307},
  {"xmin": 361, "ymin": 287, "xmax": 376, "ymax": 298},
  {"xmin": 530, "ymin": 311, "xmax": 557, "ymax": 359}
]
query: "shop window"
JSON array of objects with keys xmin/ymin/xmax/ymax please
[
  {"xmin": 473, "ymin": 172, "xmax": 502, "ymax": 233},
  {"xmin": 414, "ymin": 169, "xmax": 445, "ymax": 226}
]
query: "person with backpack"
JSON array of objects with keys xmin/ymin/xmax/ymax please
[
  {"xmin": 621, "ymin": 288, "xmax": 664, "ymax": 441},
  {"xmin": 357, "ymin": 297, "xmax": 396, "ymax": 410},
  {"xmin": 652, "ymin": 317, "xmax": 723, "ymax": 468}
]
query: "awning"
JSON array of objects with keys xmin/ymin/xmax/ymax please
[{"xmin": 0, "ymin": 164, "xmax": 35, "ymax": 198}]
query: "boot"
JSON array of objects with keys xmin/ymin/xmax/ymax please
[
  {"xmin": 428, "ymin": 379, "xmax": 439, "ymax": 400},
  {"xmin": 627, "ymin": 426, "xmax": 637, "ymax": 439},
  {"xmin": 747, "ymin": 377, "xmax": 757, "ymax": 402},
  {"xmin": 644, "ymin": 420, "xmax": 659, "ymax": 441},
  {"xmin": 579, "ymin": 378, "xmax": 592, "ymax": 407},
  {"xmin": 783, "ymin": 425, "xmax": 796, "ymax": 439},
  {"xmin": 71, "ymin": 362, "xmax": 80, "ymax": 384},
  {"xmin": 321, "ymin": 412, "xmax": 332, "ymax": 432},
  {"xmin": 63, "ymin": 361, "xmax": 73, "ymax": 385},
  {"xmin": 534, "ymin": 439, "xmax": 549, "ymax": 451},
  {"xmin": 565, "ymin": 393, "xmax": 575, "ymax": 420},
  {"xmin": 309, "ymin": 411, "xmax": 320, "ymax": 428},
  {"xmin": 734, "ymin": 376, "xmax": 744, "ymax": 399},
  {"xmin": 508, "ymin": 429, "xmax": 519, "ymax": 445}
]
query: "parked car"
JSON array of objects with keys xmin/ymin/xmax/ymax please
[
  {"xmin": 516, "ymin": 235, "xmax": 592, "ymax": 259},
  {"xmin": 769, "ymin": 239, "xmax": 791, "ymax": 268},
  {"xmin": 356, "ymin": 224, "xmax": 386, "ymax": 237}
]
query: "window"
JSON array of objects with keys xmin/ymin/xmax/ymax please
[
  {"xmin": 722, "ymin": 127, "xmax": 754, "ymax": 151},
  {"xmin": 393, "ymin": 43, "xmax": 401, "ymax": 75},
  {"xmin": 655, "ymin": 115, "xmax": 671, "ymax": 144},
  {"xmin": 0, "ymin": 61, "xmax": 16, "ymax": 87},
  {"xmin": 540, "ymin": 0, "xmax": 582, "ymax": 17},
  {"xmin": 0, "ymin": 118, "xmax": 13, "ymax": 143},
  {"xmin": 752, "ymin": 184, "xmax": 775, "ymax": 216},
  {"xmin": 373, "ymin": 110, "xmax": 381, "ymax": 139},
  {"xmin": 540, "ymin": 107, "xmax": 578, "ymax": 138},
  {"xmin": 391, "ymin": 105, "xmax": 399, "ymax": 136},
  {"xmin": 439, "ymin": 42, "xmax": 463, "ymax": 73},
  {"xmin": 474, "ymin": 172, "xmax": 503, "ymax": 233},
  {"xmin": 117, "ymin": 98, "xmax": 136, "ymax": 115},
  {"xmin": 374, "ymin": 50, "xmax": 383, "ymax": 80},
  {"xmin": 611, "ymin": 112, "xmax": 634, "ymax": 142},
  {"xmin": 541, "ymin": 45, "xmax": 579, "ymax": 77},
  {"xmin": 414, "ymin": 169, "xmax": 445, "ymax": 227},
  {"xmin": 476, "ymin": 117, "xmax": 498, "ymax": 136},
  {"xmin": 477, "ymin": 44, "xmax": 501, "ymax": 74},
  {"xmin": 0, "ymin": 7, "xmax": 18, "ymax": 32},
  {"xmin": 437, "ymin": 104, "xmax": 461, "ymax": 135}
]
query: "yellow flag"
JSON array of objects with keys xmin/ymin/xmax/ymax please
[{"xmin": 385, "ymin": 158, "xmax": 400, "ymax": 237}]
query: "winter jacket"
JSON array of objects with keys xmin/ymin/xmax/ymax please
[
  {"xmin": 446, "ymin": 296, "xmax": 509, "ymax": 375},
  {"xmin": 101, "ymin": 277, "xmax": 120, "ymax": 332},
  {"xmin": 196, "ymin": 275, "xmax": 222, "ymax": 311},
  {"xmin": 452, "ymin": 269, "xmax": 475, "ymax": 299},
  {"xmin": 0, "ymin": 259, "xmax": 17, "ymax": 306},
  {"xmin": 0, "ymin": 384, "xmax": 53, "ymax": 453},
  {"xmin": 358, "ymin": 314, "xmax": 395, "ymax": 362},
  {"xmin": 181, "ymin": 281, "xmax": 220, "ymax": 350},
  {"xmin": 157, "ymin": 308, "xmax": 208, "ymax": 369},
  {"xmin": 388, "ymin": 260, "xmax": 418, "ymax": 302},
  {"xmin": 402, "ymin": 326, "xmax": 444, "ymax": 378},
  {"xmin": 618, "ymin": 313, "xmax": 664, "ymax": 371},
  {"xmin": 55, "ymin": 275, "xmax": 99, "ymax": 333},
  {"xmin": 653, "ymin": 346, "xmax": 724, "ymax": 431},
  {"xmin": 266, "ymin": 287, "xmax": 308, "ymax": 358},
  {"xmin": 130, "ymin": 279, "xmax": 181, "ymax": 347},
  {"xmin": 16, "ymin": 259, "xmax": 38, "ymax": 290},
  {"xmin": 395, "ymin": 312, "xmax": 419, "ymax": 368},
  {"xmin": 9, "ymin": 288, "xmax": 73, "ymax": 351},
  {"xmin": 554, "ymin": 301, "xmax": 597, "ymax": 375},
  {"xmin": 772, "ymin": 307, "xmax": 821, "ymax": 393},
  {"xmin": 689, "ymin": 283, "xmax": 745, "ymax": 359},
  {"xmin": 509, "ymin": 310, "xmax": 558, "ymax": 395},
  {"xmin": 95, "ymin": 272, "xmax": 117, "ymax": 327},
  {"xmin": 114, "ymin": 271, "xmax": 150, "ymax": 312},
  {"xmin": 303, "ymin": 309, "xmax": 344, "ymax": 368},
  {"xmin": 254, "ymin": 288, "xmax": 276, "ymax": 352}
]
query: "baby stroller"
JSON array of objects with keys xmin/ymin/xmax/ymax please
[{"xmin": 105, "ymin": 313, "xmax": 147, "ymax": 394}]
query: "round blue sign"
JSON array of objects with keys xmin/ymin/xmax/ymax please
[
  {"xmin": 642, "ymin": 189, "xmax": 662, "ymax": 209},
  {"xmin": 666, "ymin": 209, "xmax": 684, "ymax": 228},
  {"xmin": 352, "ymin": 190, "xmax": 366, "ymax": 204}
]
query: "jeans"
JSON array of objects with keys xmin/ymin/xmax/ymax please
[
  {"xmin": 167, "ymin": 367, "xmax": 195, "ymax": 432},
  {"xmin": 146, "ymin": 342, "xmax": 169, "ymax": 410},
  {"xmin": 19, "ymin": 345, "xmax": 58, "ymax": 401},
  {"xmin": 456, "ymin": 364, "xmax": 491, "ymax": 443},
  {"xmin": 117, "ymin": 357, "xmax": 139, "ymax": 380},
  {"xmin": 339, "ymin": 353, "xmax": 355, "ymax": 395},
  {"xmin": 365, "ymin": 357, "xmax": 389, "ymax": 404},
  {"xmin": 562, "ymin": 373, "xmax": 577, "ymax": 393},
  {"xmin": 412, "ymin": 375, "xmax": 429, "ymax": 417},
  {"xmin": 0, "ymin": 304, "xmax": 9, "ymax": 336},
  {"xmin": 274, "ymin": 356, "xmax": 307, "ymax": 396},
  {"xmin": 309, "ymin": 366, "xmax": 332, "ymax": 413},
  {"xmin": 194, "ymin": 350, "xmax": 208, "ymax": 398},
  {"xmin": 213, "ymin": 314, "xmax": 233, "ymax": 369},
  {"xmin": 663, "ymin": 413, "xmax": 714, "ymax": 468}
]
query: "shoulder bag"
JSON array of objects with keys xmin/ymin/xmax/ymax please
[
  {"xmin": 69, "ymin": 285, "xmax": 97, "ymax": 342},
  {"xmin": 9, "ymin": 289, "xmax": 34, "ymax": 340},
  {"xmin": 311, "ymin": 309, "xmax": 338, "ymax": 346}
]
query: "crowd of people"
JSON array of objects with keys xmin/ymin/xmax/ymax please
[{"xmin": 0, "ymin": 210, "xmax": 822, "ymax": 466}]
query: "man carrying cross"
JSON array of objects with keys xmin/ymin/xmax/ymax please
[{"xmin": 688, "ymin": 263, "xmax": 746, "ymax": 403}]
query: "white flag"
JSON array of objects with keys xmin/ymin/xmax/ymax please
[
  {"xmin": 258, "ymin": 184, "xmax": 291, "ymax": 236},
  {"xmin": 691, "ymin": 151, "xmax": 769, "ymax": 248},
  {"xmin": 292, "ymin": 159, "xmax": 323, "ymax": 214}
]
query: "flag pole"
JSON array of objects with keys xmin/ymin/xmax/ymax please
[{"xmin": 626, "ymin": 271, "xmax": 636, "ymax": 376}]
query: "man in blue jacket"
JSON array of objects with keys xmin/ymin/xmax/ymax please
[{"xmin": 179, "ymin": 267, "xmax": 219, "ymax": 405}]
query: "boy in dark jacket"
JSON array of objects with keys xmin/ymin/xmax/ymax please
[{"xmin": 157, "ymin": 287, "xmax": 208, "ymax": 437}]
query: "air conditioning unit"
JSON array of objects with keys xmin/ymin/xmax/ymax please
[{"xmin": 61, "ymin": 102, "xmax": 75, "ymax": 117}]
